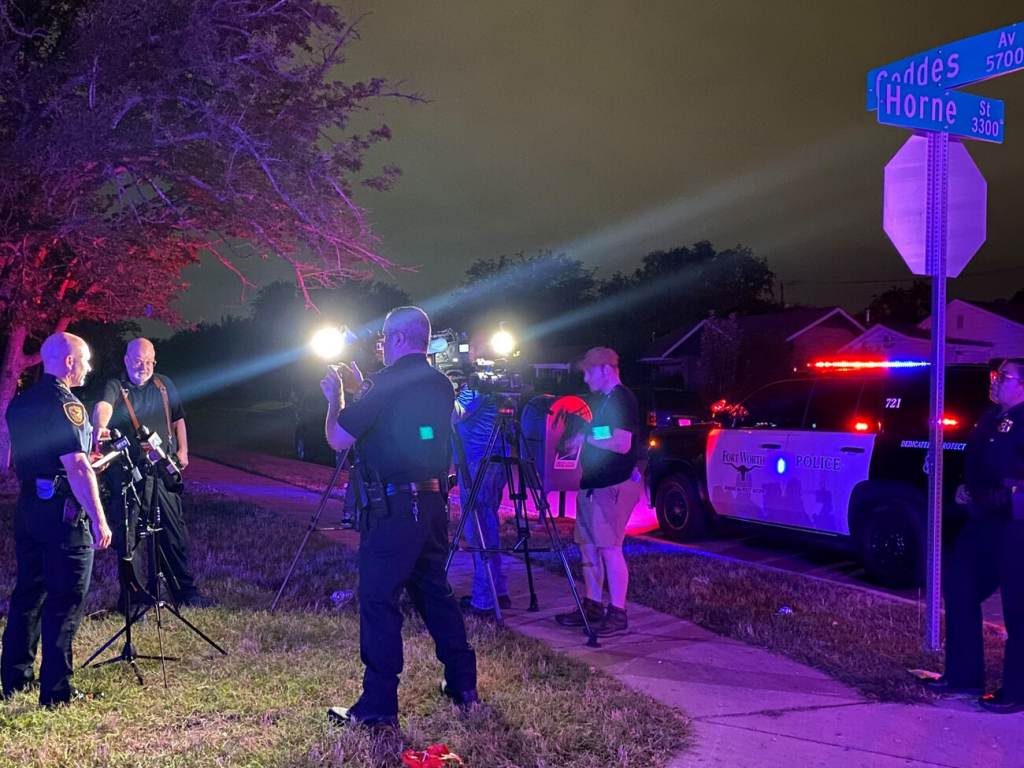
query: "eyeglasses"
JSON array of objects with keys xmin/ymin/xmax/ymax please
[{"xmin": 990, "ymin": 370, "xmax": 1022, "ymax": 384}]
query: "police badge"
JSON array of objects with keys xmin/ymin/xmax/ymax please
[{"xmin": 63, "ymin": 402, "xmax": 86, "ymax": 427}]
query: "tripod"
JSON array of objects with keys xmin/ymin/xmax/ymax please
[
  {"xmin": 271, "ymin": 448, "xmax": 352, "ymax": 612},
  {"xmin": 445, "ymin": 400, "xmax": 598, "ymax": 646},
  {"xmin": 82, "ymin": 472, "xmax": 227, "ymax": 685}
]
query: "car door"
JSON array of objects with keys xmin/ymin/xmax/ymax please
[
  {"xmin": 705, "ymin": 379, "xmax": 813, "ymax": 523},
  {"xmin": 784, "ymin": 377, "xmax": 875, "ymax": 534}
]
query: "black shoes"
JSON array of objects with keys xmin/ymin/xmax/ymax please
[
  {"xmin": 555, "ymin": 597, "xmax": 605, "ymax": 628},
  {"xmin": 919, "ymin": 675, "xmax": 984, "ymax": 696},
  {"xmin": 980, "ymin": 689, "xmax": 1024, "ymax": 715},
  {"xmin": 595, "ymin": 605, "xmax": 628, "ymax": 637},
  {"xmin": 439, "ymin": 680, "xmax": 479, "ymax": 711},
  {"xmin": 326, "ymin": 704, "xmax": 398, "ymax": 728}
]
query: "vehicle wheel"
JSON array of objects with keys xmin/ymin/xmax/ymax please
[
  {"xmin": 654, "ymin": 472, "xmax": 708, "ymax": 542},
  {"xmin": 295, "ymin": 434, "xmax": 306, "ymax": 461},
  {"xmin": 859, "ymin": 503, "xmax": 924, "ymax": 588}
]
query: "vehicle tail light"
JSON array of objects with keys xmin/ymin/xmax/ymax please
[
  {"xmin": 852, "ymin": 419, "xmax": 873, "ymax": 432},
  {"xmin": 940, "ymin": 415, "xmax": 959, "ymax": 428}
]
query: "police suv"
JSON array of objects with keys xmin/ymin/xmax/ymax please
[{"xmin": 646, "ymin": 361, "xmax": 992, "ymax": 586}]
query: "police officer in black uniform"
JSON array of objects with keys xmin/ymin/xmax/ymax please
[
  {"xmin": 321, "ymin": 306, "xmax": 478, "ymax": 727},
  {"xmin": 91, "ymin": 337, "xmax": 205, "ymax": 609},
  {"xmin": 924, "ymin": 357, "xmax": 1024, "ymax": 713},
  {"xmin": 2, "ymin": 333, "xmax": 112, "ymax": 707}
]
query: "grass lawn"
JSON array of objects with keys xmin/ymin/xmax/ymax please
[{"xmin": 0, "ymin": 491, "xmax": 689, "ymax": 768}]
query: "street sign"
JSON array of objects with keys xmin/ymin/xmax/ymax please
[
  {"xmin": 867, "ymin": 21, "xmax": 1024, "ymax": 110},
  {"xmin": 877, "ymin": 83, "xmax": 1004, "ymax": 143},
  {"xmin": 883, "ymin": 135, "xmax": 987, "ymax": 277}
]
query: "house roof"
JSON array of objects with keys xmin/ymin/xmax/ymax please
[
  {"xmin": 960, "ymin": 299, "xmax": 1024, "ymax": 327},
  {"xmin": 643, "ymin": 307, "xmax": 864, "ymax": 362},
  {"xmin": 841, "ymin": 323, "xmax": 991, "ymax": 349}
]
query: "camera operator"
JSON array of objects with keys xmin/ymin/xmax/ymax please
[
  {"xmin": 2, "ymin": 333, "xmax": 112, "ymax": 708},
  {"xmin": 555, "ymin": 347, "xmax": 641, "ymax": 636},
  {"xmin": 449, "ymin": 369, "xmax": 512, "ymax": 615},
  {"xmin": 91, "ymin": 338, "xmax": 209, "ymax": 610}
]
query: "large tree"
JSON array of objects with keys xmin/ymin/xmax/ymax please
[{"xmin": 0, "ymin": 0, "xmax": 410, "ymax": 465}]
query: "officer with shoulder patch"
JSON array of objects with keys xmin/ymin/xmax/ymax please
[
  {"xmin": 321, "ymin": 306, "xmax": 478, "ymax": 728},
  {"xmin": 924, "ymin": 358, "xmax": 1024, "ymax": 713},
  {"xmin": 2, "ymin": 333, "xmax": 112, "ymax": 707}
]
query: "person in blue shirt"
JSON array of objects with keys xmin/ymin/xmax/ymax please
[{"xmin": 450, "ymin": 372, "xmax": 512, "ymax": 615}]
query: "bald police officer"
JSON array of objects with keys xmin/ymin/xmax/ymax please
[
  {"xmin": 321, "ymin": 306, "xmax": 478, "ymax": 727},
  {"xmin": 2, "ymin": 333, "xmax": 112, "ymax": 707}
]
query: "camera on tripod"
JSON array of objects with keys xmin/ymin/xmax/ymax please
[{"xmin": 136, "ymin": 425, "xmax": 184, "ymax": 493}]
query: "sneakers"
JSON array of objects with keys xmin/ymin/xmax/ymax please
[
  {"xmin": 595, "ymin": 605, "xmax": 628, "ymax": 636},
  {"xmin": 555, "ymin": 597, "xmax": 605, "ymax": 628}
]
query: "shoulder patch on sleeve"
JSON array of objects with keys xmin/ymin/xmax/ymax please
[
  {"xmin": 63, "ymin": 402, "xmax": 86, "ymax": 427},
  {"xmin": 354, "ymin": 379, "xmax": 375, "ymax": 402}
]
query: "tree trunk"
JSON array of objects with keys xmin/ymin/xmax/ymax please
[{"xmin": 0, "ymin": 324, "xmax": 29, "ymax": 473}]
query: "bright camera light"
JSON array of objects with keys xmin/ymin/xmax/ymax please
[
  {"xmin": 490, "ymin": 330, "xmax": 515, "ymax": 357},
  {"xmin": 310, "ymin": 327, "xmax": 346, "ymax": 360}
]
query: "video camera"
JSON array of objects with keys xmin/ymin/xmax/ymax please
[{"xmin": 468, "ymin": 364, "xmax": 523, "ymax": 396}]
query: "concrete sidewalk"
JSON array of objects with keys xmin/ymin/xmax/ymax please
[{"xmin": 187, "ymin": 457, "xmax": 1022, "ymax": 768}]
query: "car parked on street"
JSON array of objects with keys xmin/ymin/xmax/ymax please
[{"xmin": 646, "ymin": 361, "xmax": 993, "ymax": 586}]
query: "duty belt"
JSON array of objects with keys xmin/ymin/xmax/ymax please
[{"xmin": 385, "ymin": 479, "xmax": 442, "ymax": 496}]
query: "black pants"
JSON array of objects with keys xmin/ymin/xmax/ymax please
[
  {"xmin": 1, "ymin": 498, "xmax": 94, "ymax": 706},
  {"xmin": 357, "ymin": 491, "xmax": 477, "ymax": 716},
  {"xmin": 111, "ymin": 475, "xmax": 196, "ymax": 605},
  {"xmin": 943, "ymin": 516, "xmax": 1024, "ymax": 698}
]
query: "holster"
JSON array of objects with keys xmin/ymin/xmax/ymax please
[{"xmin": 350, "ymin": 452, "xmax": 387, "ymax": 529}]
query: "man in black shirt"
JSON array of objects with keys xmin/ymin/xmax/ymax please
[
  {"xmin": 555, "ymin": 347, "xmax": 641, "ymax": 636},
  {"xmin": 2, "ymin": 332, "xmax": 112, "ymax": 707},
  {"xmin": 924, "ymin": 358, "xmax": 1024, "ymax": 713},
  {"xmin": 320, "ymin": 306, "xmax": 477, "ymax": 727},
  {"xmin": 91, "ymin": 338, "xmax": 205, "ymax": 609}
]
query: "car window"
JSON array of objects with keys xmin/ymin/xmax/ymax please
[
  {"xmin": 737, "ymin": 379, "xmax": 813, "ymax": 429},
  {"xmin": 804, "ymin": 378, "xmax": 866, "ymax": 431}
]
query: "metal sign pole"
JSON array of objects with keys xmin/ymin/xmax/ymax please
[{"xmin": 924, "ymin": 130, "xmax": 950, "ymax": 651}]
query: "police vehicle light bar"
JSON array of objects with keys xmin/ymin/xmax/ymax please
[{"xmin": 811, "ymin": 359, "xmax": 931, "ymax": 371}]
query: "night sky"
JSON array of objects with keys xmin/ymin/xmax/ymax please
[{"xmin": 167, "ymin": 1, "xmax": 1024, "ymax": 332}]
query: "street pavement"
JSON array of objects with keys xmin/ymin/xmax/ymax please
[{"xmin": 188, "ymin": 455, "xmax": 1022, "ymax": 768}]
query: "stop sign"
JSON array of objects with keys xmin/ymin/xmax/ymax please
[{"xmin": 883, "ymin": 135, "xmax": 987, "ymax": 278}]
